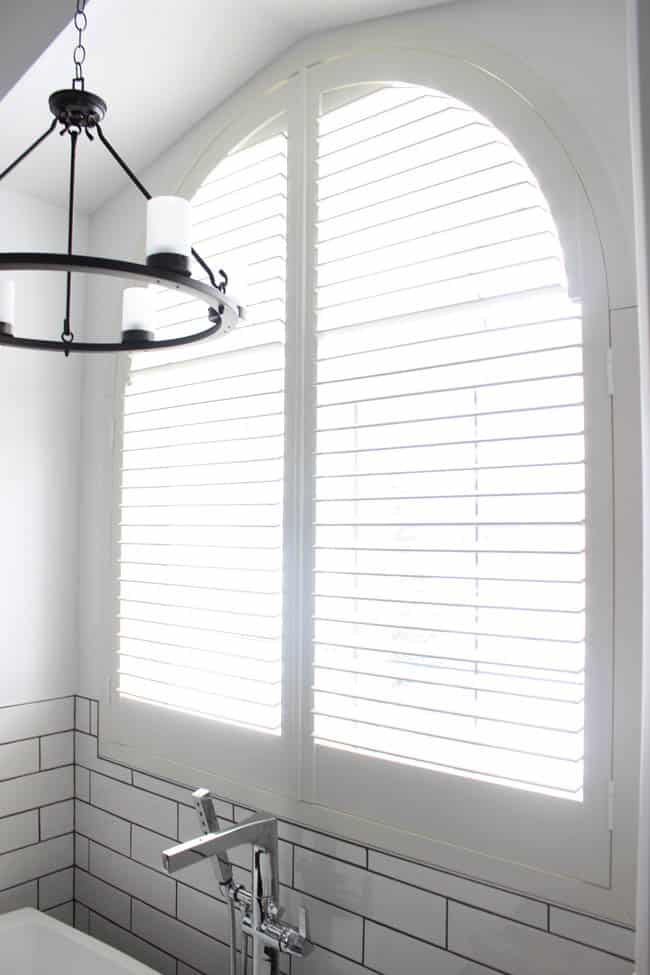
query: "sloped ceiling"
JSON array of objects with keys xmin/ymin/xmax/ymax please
[
  {"xmin": 0, "ymin": 0, "xmax": 451, "ymax": 213},
  {"xmin": 0, "ymin": 0, "xmax": 72, "ymax": 102}
]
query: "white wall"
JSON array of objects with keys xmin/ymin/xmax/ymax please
[{"xmin": 0, "ymin": 186, "xmax": 86, "ymax": 705}]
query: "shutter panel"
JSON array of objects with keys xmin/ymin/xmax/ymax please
[
  {"xmin": 312, "ymin": 86, "xmax": 586, "ymax": 799},
  {"xmin": 117, "ymin": 128, "xmax": 288, "ymax": 735}
]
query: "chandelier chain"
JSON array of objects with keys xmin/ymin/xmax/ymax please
[{"xmin": 72, "ymin": 0, "xmax": 87, "ymax": 90}]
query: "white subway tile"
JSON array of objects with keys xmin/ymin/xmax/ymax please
[
  {"xmin": 40, "ymin": 800, "xmax": 74, "ymax": 839},
  {"xmin": 0, "ymin": 738, "xmax": 40, "ymax": 781},
  {"xmin": 177, "ymin": 884, "xmax": 232, "ymax": 943},
  {"xmin": 90, "ymin": 840, "xmax": 176, "ymax": 915},
  {"xmin": 90, "ymin": 912, "xmax": 177, "ymax": 975},
  {"xmin": 0, "ymin": 810, "xmax": 38, "ymax": 854},
  {"xmin": 369, "ymin": 850, "xmax": 547, "ymax": 929},
  {"xmin": 75, "ymin": 867, "xmax": 131, "ymax": 928},
  {"xmin": 133, "ymin": 900, "xmax": 230, "ymax": 975},
  {"xmin": 365, "ymin": 920, "xmax": 498, "ymax": 975},
  {"xmin": 0, "ymin": 881, "xmax": 37, "ymax": 914},
  {"xmin": 279, "ymin": 822, "xmax": 366, "ymax": 867},
  {"xmin": 132, "ymin": 824, "xmax": 179, "ymax": 876},
  {"xmin": 75, "ymin": 766, "xmax": 90, "ymax": 801},
  {"xmin": 75, "ymin": 835, "xmax": 89, "ymax": 870},
  {"xmin": 76, "ymin": 732, "xmax": 131, "ymax": 783},
  {"xmin": 0, "ymin": 699, "xmax": 73, "ymax": 744},
  {"xmin": 294, "ymin": 847, "xmax": 445, "ymax": 946},
  {"xmin": 448, "ymin": 902, "xmax": 634, "ymax": 975},
  {"xmin": 293, "ymin": 945, "xmax": 367, "ymax": 975},
  {"xmin": 74, "ymin": 902, "xmax": 89, "ymax": 933},
  {"xmin": 0, "ymin": 766, "xmax": 74, "ymax": 816},
  {"xmin": 75, "ymin": 698, "xmax": 90, "ymax": 734},
  {"xmin": 0, "ymin": 834, "xmax": 72, "ymax": 891},
  {"xmin": 41, "ymin": 732, "xmax": 74, "ymax": 770},
  {"xmin": 549, "ymin": 908, "xmax": 635, "ymax": 960},
  {"xmin": 0, "ymin": 738, "xmax": 39, "ymax": 780},
  {"xmin": 39, "ymin": 867, "xmax": 73, "ymax": 909},
  {"xmin": 280, "ymin": 884, "xmax": 363, "ymax": 961},
  {"xmin": 278, "ymin": 840, "xmax": 293, "ymax": 886},
  {"xmin": 91, "ymin": 772, "xmax": 177, "ymax": 837},
  {"xmin": 46, "ymin": 901, "xmax": 74, "ymax": 925},
  {"xmin": 90, "ymin": 701, "xmax": 99, "ymax": 737},
  {"xmin": 133, "ymin": 772, "xmax": 231, "ymax": 818},
  {"xmin": 76, "ymin": 799, "xmax": 131, "ymax": 855}
]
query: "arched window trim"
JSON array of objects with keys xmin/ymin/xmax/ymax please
[{"xmin": 100, "ymin": 38, "xmax": 637, "ymax": 923}]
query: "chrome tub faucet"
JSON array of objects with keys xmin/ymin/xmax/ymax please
[{"xmin": 162, "ymin": 789, "xmax": 309, "ymax": 974}]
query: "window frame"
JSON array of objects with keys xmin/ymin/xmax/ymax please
[{"xmin": 96, "ymin": 38, "xmax": 638, "ymax": 923}]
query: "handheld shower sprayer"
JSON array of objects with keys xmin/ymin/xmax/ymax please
[{"xmin": 162, "ymin": 788, "xmax": 310, "ymax": 975}]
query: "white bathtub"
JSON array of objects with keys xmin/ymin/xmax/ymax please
[{"xmin": 0, "ymin": 908, "xmax": 158, "ymax": 974}]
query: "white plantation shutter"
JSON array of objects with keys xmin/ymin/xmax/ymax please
[
  {"xmin": 116, "ymin": 126, "xmax": 288, "ymax": 734},
  {"xmin": 109, "ymin": 63, "xmax": 615, "ymax": 879},
  {"xmin": 311, "ymin": 85, "xmax": 586, "ymax": 799}
]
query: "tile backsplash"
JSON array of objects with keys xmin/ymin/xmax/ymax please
[
  {"xmin": 0, "ymin": 694, "xmax": 636, "ymax": 973},
  {"xmin": 0, "ymin": 696, "xmax": 74, "ymax": 923},
  {"xmin": 67, "ymin": 697, "xmax": 636, "ymax": 975}
]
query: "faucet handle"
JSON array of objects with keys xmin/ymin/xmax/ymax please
[
  {"xmin": 298, "ymin": 906, "xmax": 308, "ymax": 940},
  {"xmin": 192, "ymin": 788, "xmax": 220, "ymax": 833}
]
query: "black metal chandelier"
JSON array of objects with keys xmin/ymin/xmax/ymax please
[{"xmin": 0, "ymin": 0, "xmax": 243, "ymax": 356}]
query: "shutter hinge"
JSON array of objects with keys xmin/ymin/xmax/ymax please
[
  {"xmin": 607, "ymin": 347, "xmax": 614, "ymax": 398},
  {"xmin": 608, "ymin": 779, "xmax": 615, "ymax": 831}
]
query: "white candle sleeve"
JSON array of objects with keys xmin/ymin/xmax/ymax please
[
  {"xmin": 146, "ymin": 196, "xmax": 192, "ymax": 258},
  {"xmin": 122, "ymin": 287, "xmax": 154, "ymax": 331}
]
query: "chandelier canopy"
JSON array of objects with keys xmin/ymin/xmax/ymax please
[{"xmin": 0, "ymin": 0, "xmax": 243, "ymax": 356}]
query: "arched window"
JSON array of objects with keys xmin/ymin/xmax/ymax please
[{"xmin": 110, "ymin": 58, "xmax": 614, "ymax": 898}]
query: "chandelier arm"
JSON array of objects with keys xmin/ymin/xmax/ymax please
[
  {"xmin": 0, "ymin": 119, "xmax": 57, "ymax": 183},
  {"xmin": 95, "ymin": 124, "xmax": 224, "ymax": 292},
  {"xmin": 95, "ymin": 124, "xmax": 152, "ymax": 200},
  {"xmin": 63, "ymin": 130, "xmax": 80, "ymax": 345}
]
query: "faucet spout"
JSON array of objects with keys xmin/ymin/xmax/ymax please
[{"xmin": 162, "ymin": 812, "xmax": 277, "ymax": 876}]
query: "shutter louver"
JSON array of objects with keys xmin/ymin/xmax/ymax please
[
  {"xmin": 117, "ymin": 129, "xmax": 288, "ymax": 735},
  {"xmin": 312, "ymin": 86, "xmax": 586, "ymax": 799}
]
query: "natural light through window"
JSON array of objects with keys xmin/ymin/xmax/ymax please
[
  {"xmin": 311, "ymin": 85, "xmax": 586, "ymax": 800},
  {"xmin": 114, "ymin": 82, "xmax": 587, "ymax": 802},
  {"xmin": 116, "ymin": 126, "xmax": 288, "ymax": 735}
]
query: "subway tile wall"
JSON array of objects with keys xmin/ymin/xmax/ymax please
[
  {"xmin": 0, "ymin": 696, "xmax": 74, "ymax": 923},
  {"xmin": 70, "ymin": 697, "xmax": 636, "ymax": 975}
]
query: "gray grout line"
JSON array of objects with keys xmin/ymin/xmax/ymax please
[
  {"xmin": 0, "ymin": 728, "xmax": 76, "ymax": 748},
  {"xmin": 0, "ymin": 694, "xmax": 75, "ymax": 712},
  {"xmin": 0, "ymin": 761, "xmax": 74, "ymax": 787},
  {"xmin": 0, "ymin": 798, "xmax": 74, "ymax": 824}
]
